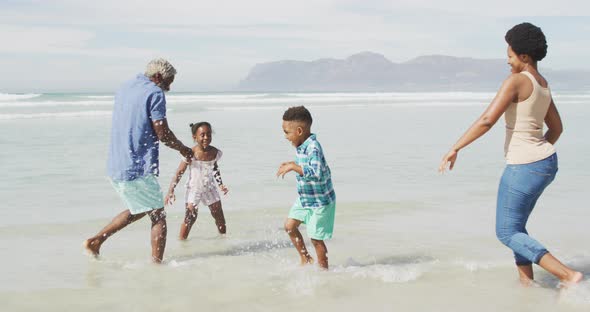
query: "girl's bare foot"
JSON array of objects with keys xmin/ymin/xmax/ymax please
[{"xmin": 82, "ymin": 239, "xmax": 101, "ymax": 258}]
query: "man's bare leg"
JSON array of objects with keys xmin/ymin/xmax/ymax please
[
  {"xmin": 311, "ymin": 239, "xmax": 328, "ymax": 270},
  {"xmin": 208, "ymin": 201, "xmax": 226, "ymax": 234},
  {"xmin": 285, "ymin": 218, "xmax": 313, "ymax": 265},
  {"xmin": 149, "ymin": 208, "xmax": 167, "ymax": 263},
  {"xmin": 83, "ymin": 210, "xmax": 146, "ymax": 257},
  {"xmin": 179, "ymin": 203, "xmax": 197, "ymax": 240}
]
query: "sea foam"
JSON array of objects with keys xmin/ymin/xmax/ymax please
[{"xmin": 0, "ymin": 93, "xmax": 42, "ymax": 101}]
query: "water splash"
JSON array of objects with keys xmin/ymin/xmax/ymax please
[
  {"xmin": 558, "ymin": 280, "xmax": 590, "ymax": 306},
  {"xmin": 334, "ymin": 256, "xmax": 438, "ymax": 283}
]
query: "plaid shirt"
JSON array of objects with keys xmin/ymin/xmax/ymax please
[{"xmin": 294, "ymin": 134, "xmax": 336, "ymax": 208}]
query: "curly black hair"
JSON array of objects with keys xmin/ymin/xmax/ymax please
[
  {"xmin": 282, "ymin": 106, "xmax": 313, "ymax": 127},
  {"xmin": 505, "ymin": 22, "xmax": 548, "ymax": 61},
  {"xmin": 189, "ymin": 121, "xmax": 212, "ymax": 135}
]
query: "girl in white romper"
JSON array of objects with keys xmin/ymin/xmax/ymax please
[{"xmin": 165, "ymin": 122, "xmax": 228, "ymax": 239}]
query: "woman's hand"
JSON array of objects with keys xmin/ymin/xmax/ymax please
[
  {"xmin": 220, "ymin": 184, "xmax": 229, "ymax": 195},
  {"xmin": 439, "ymin": 149, "xmax": 458, "ymax": 173}
]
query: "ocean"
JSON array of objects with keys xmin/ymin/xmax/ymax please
[{"xmin": 1, "ymin": 91, "xmax": 589, "ymax": 311}]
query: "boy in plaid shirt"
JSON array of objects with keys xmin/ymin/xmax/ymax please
[{"xmin": 277, "ymin": 106, "xmax": 336, "ymax": 269}]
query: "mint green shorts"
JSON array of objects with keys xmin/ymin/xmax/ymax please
[
  {"xmin": 111, "ymin": 174, "xmax": 164, "ymax": 215},
  {"xmin": 288, "ymin": 198, "xmax": 336, "ymax": 240}
]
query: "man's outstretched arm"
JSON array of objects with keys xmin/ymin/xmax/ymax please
[{"xmin": 152, "ymin": 118, "xmax": 193, "ymax": 159}]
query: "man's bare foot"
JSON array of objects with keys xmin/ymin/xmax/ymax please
[{"xmin": 82, "ymin": 239, "xmax": 101, "ymax": 258}]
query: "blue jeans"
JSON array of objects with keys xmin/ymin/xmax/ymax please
[{"xmin": 496, "ymin": 153, "xmax": 558, "ymax": 265}]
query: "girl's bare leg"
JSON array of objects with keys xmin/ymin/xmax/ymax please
[
  {"xmin": 208, "ymin": 201, "xmax": 226, "ymax": 234},
  {"xmin": 179, "ymin": 203, "xmax": 197, "ymax": 240},
  {"xmin": 83, "ymin": 209, "xmax": 146, "ymax": 257},
  {"xmin": 284, "ymin": 218, "xmax": 313, "ymax": 265}
]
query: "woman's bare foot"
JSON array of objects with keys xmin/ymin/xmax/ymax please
[
  {"xmin": 564, "ymin": 272, "xmax": 584, "ymax": 284},
  {"xmin": 82, "ymin": 239, "xmax": 101, "ymax": 258},
  {"xmin": 558, "ymin": 271, "xmax": 583, "ymax": 289},
  {"xmin": 539, "ymin": 253, "xmax": 584, "ymax": 287},
  {"xmin": 519, "ymin": 277, "xmax": 535, "ymax": 287}
]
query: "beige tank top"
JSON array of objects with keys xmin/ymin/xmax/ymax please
[{"xmin": 504, "ymin": 71, "xmax": 555, "ymax": 164}]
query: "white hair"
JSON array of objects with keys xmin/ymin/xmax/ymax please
[{"xmin": 145, "ymin": 58, "xmax": 177, "ymax": 80}]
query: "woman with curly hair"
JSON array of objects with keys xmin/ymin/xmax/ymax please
[{"xmin": 439, "ymin": 22, "xmax": 583, "ymax": 286}]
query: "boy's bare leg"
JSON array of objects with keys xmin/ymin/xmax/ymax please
[
  {"xmin": 284, "ymin": 218, "xmax": 313, "ymax": 265},
  {"xmin": 517, "ymin": 264, "xmax": 534, "ymax": 286},
  {"xmin": 83, "ymin": 210, "xmax": 146, "ymax": 257},
  {"xmin": 538, "ymin": 253, "xmax": 583, "ymax": 285},
  {"xmin": 311, "ymin": 239, "xmax": 328, "ymax": 270},
  {"xmin": 208, "ymin": 201, "xmax": 226, "ymax": 234},
  {"xmin": 179, "ymin": 203, "xmax": 197, "ymax": 240},
  {"xmin": 149, "ymin": 208, "xmax": 167, "ymax": 263}
]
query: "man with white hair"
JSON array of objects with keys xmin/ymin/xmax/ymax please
[{"xmin": 83, "ymin": 58, "xmax": 193, "ymax": 263}]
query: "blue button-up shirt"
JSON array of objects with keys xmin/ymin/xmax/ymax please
[
  {"xmin": 295, "ymin": 134, "xmax": 336, "ymax": 208},
  {"xmin": 107, "ymin": 74, "xmax": 167, "ymax": 181}
]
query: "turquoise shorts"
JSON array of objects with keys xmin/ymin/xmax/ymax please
[
  {"xmin": 111, "ymin": 174, "xmax": 164, "ymax": 215},
  {"xmin": 288, "ymin": 198, "xmax": 336, "ymax": 240}
]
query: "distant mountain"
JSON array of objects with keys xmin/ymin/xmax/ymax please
[{"xmin": 237, "ymin": 52, "xmax": 590, "ymax": 91}]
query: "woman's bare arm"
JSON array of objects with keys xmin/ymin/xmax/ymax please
[
  {"xmin": 544, "ymin": 99, "xmax": 563, "ymax": 145},
  {"xmin": 439, "ymin": 75, "xmax": 520, "ymax": 172}
]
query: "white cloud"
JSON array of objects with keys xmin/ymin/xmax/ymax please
[
  {"xmin": 337, "ymin": 0, "xmax": 590, "ymax": 17},
  {"xmin": 0, "ymin": 0, "xmax": 588, "ymax": 91},
  {"xmin": 0, "ymin": 25, "xmax": 163, "ymax": 59},
  {"xmin": 0, "ymin": 25, "xmax": 94, "ymax": 53},
  {"xmin": 3, "ymin": 0, "xmax": 588, "ymax": 26},
  {"xmin": 0, "ymin": 0, "xmax": 340, "ymax": 26}
]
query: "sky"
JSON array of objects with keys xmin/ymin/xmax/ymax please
[{"xmin": 0, "ymin": 0, "xmax": 589, "ymax": 92}]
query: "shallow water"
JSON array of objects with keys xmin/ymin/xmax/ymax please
[{"xmin": 1, "ymin": 91, "xmax": 589, "ymax": 311}]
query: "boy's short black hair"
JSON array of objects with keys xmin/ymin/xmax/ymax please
[
  {"xmin": 505, "ymin": 22, "xmax": 548, "ymax": 61},
  {"xmin": 189, "ymin": 121, "xmax": 212, "ymax": 135},
  {"xmin": 283, "ymin": 106, "xmax": 313, "ymax": 127}
]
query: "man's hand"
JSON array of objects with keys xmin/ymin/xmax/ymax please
[{"xmin": 152, "ymin": 118, "xmax": 192, "ymax": 158}]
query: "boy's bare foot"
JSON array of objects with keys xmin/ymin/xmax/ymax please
[
  {"xmin": 300, "ymin": 256, "xmax": 314, "ymax": 266},
  {"xmin": 82, "ymin": 239, "xmax": 101, "ymax": 258}
]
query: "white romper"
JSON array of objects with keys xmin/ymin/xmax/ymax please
[{"xmin": 183, "ymin": 150, "xmax": 223, "ymax": 207}]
